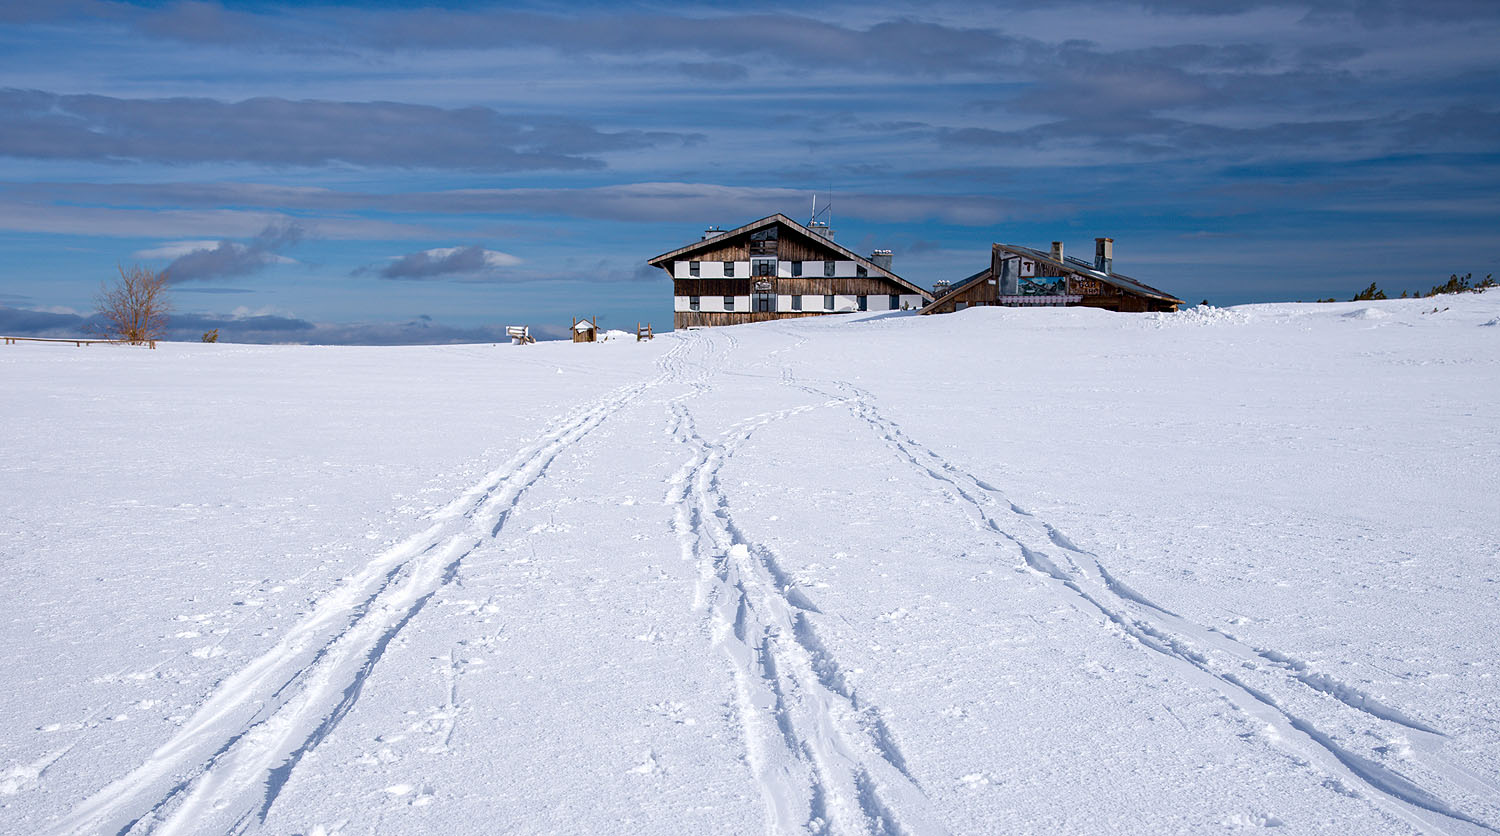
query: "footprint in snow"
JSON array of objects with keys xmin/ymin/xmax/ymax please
[
  {"xmin": 627, "ymin": 750, "xmax": 664, "ymax": 777},
  {"xmin": 1, "ymin": 748, "xmax": 68, "ymax": 795},
  {"xmin": 1222, "ymin": 811, "xmax": 1286, "ymax": 828},
  {"xmin": 383, "ymin": 783, "xmax": 435, "ymax": 806}
]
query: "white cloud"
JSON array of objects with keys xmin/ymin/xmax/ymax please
[
  {"xmin": 134, "ymin": 240, "xmax": 296, "ymax": 264},
  {"xmin": 404, "ymin": 247, "xmax": 522, "ymax": 268}
]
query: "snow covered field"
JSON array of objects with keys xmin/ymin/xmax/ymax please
[{"xmin": 2, "ymin": 293, "xmax": 1498, "ymax": 835}]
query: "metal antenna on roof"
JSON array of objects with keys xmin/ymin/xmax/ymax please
[{"xmin": 810, "ymin": 191, "xmax": 832, "ymax": 226}]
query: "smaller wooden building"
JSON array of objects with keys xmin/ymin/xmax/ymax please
[
  {"xmin": 923, "ymin": 238, "xmax": 1182, "ymax": 315},
  {"xmin": 572, "ymin": 316, "xmax": 598, "ymax": 343}
]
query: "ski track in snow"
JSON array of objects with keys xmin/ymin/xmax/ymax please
[
  {"xmin": 662, "ymin": 330, "xmax": 948, "ymax": 836},
  {"xmin": 760, "ymin": 321, "xmax": 1497, "ymax": 836},
  {"xmin": 36, "ymin": 313, "xmax": 1500, "ymax": 835},
  {"xmin": 46, "ymin": 340, "xmax": 687, "ymax": 836}
]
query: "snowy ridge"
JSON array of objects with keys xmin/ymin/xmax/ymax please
[
  {"xmin": 46, "ymin": 342, "xmax": 683, "ymax": 835},
  {"xmin": 663, "ymin": 329, "xmax": 946, "ymax": 836},
  {"xmin": 788, "ymin": 347, "xmax": 1500, "ymax": 836}
]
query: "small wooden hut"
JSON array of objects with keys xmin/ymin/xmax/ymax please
[{"xmin": 571, "ymin": 316, "xmax": 598, "ymax": 343}]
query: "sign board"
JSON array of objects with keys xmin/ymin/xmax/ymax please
[{"xmin": 1020, "ymin": 259, "xmax": 1035, "ymax": 278}]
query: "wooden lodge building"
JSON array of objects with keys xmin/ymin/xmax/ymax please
[
  {"xmin": 923, "ymin": 238, "xmax": 1183, "ymax": 315},
  {"xmin": 648, "ymin": 214, "xmax": 933, "ymax": 329}
]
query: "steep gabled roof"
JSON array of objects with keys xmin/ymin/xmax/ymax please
[
  {"xmin": 999, "ymin": 244, "xmax": 1183, "ymax": 305},
  {"xmin": 921, "ymin": 267, "xmax": 991, "ymax": 312},
  {"xmin": 648, "ymin": 213, "xmax": 932, "ymax": 300}
]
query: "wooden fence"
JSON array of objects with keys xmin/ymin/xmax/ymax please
[{"xmin": 3, "ymin": 336, "xmax": 156, "ymax": 349}]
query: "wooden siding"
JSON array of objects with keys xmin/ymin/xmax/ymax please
[
  {"xmin": 775, "ymin": 276, "xmax": 908, "ymax": 296},
  {"xmin": 673, "ymin": 310, "xmax": 831, "ymax": 329},
  {"xmin": 925, "ymin": 273, "xmax": 998, "ymax": 314},
  {"xmin": 1067, "ymin": 276, "xmax": 1176, "ymax": 312},
  {"xmin": 674, "ymin": 276, "xmax": 910, "ymax": 297},
  {"xmin": 674, "ymin": 278, "xmax": 751, "ymax": 296},
  {"xmin": 1077, "ymin": 295, "xmax": 1166, "ymax": 313},
  {"xmin": 775, "ymin": 229, "xmax": 843, "ymax": 263},
  {"xmin": 678, "ymin": 229, "xmax": 846, "ymax": 269},
  {"xmin": 681, "ymin": 241, "xmax": 750, "ymax": 262}
]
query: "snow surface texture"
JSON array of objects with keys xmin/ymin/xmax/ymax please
[{"xmin": 2, "ymin": 294, "xmax": 1498, "ymax": 835}]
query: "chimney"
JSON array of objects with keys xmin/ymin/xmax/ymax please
[
  {"xmin": 808, "ymin": 220, "xmax": 835, "ymax": 240},
  {"xmin": 870, "ymin": 249, "xmax": 893, "ymax": 271},
  {"xmin": 1094, "ymin": 237, "xmax": 1113, "ymax": 274},
  {"xmin": 702, "ymin": 226, "xmax": 723, "ymax": 240},
  {"xmin": 933, "ymin": 279, "xmax": 951, "ymax": 296},
  {"xmin": 1050, "ymin": 241, "xmax": 1064, "ymax": 263}
]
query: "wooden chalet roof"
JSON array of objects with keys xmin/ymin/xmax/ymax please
[
  {"xmin": 647, "ymin": 213, "xmax": 932, "ymax": 300},
  {"xmin": 921, "ymin": 243, "xmax": 1183, "ymax": 313},
  {"xmin": 919, "ymin": 268, "xmax": 990, "ymax": 313},
  {"xmin": 1004, "ymin": 244, "xmax": 1184, "ymax": 305}
]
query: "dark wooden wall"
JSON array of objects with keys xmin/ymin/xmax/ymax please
[
  {"xmin": 673, "ymin": 310, "xmax": 830, "ymax": 329},
  {"xmin": 671, "ymin": 228, "xmax": 857, "ymax": 268},
  {"xmin": 673, "ymin": 277, "xmax": 910, "ymax": 297},
  {"xmin": 674, "ymin": 278, "xmax": 751, "ymax": 296},
  {"xmin": 775, "ymin": 277, "xmax": 908, "ymax": 296},
  {"xmin": 924, "ymin": 273, "xmax": 997, "ymax": 314},
  {"xmin": 685, "ymin": 241, "xmax": 750, "ymax": 262},
  {"xmin": 669, "ymin": 234, "xmax": 858, "ymax": 267},
  {"xmin": 776, "ymin": 230, "xmax": 842, "ymax": 263}
]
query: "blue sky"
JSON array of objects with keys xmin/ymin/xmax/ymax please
[{"xmin": 1, "ymin": 0, "xmax": 1496, "ymax": 342}]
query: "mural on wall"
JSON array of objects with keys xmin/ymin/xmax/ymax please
[{"xmin": 1019, "ymin": 277, "xmax": 1069, "ymax": 295}]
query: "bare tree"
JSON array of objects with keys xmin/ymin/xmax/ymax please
[{"xmin": 94, "ymin": 264, "xmax": 171, "ymax": 343}]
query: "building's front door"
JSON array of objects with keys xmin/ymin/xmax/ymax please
[{"xmin": 753, "ymin": 279, "xmax": 775, "ymax": 313}]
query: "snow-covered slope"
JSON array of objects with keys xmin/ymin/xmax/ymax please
[{"xmin": 2, "ymin": 293, "xmax": 1498, "ymax": 835}]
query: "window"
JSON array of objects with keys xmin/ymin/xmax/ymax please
[
  {"xmin": 750, "ymin": 226, "xmax": 778, "ymax": 256},
  {"xmin": 857, "ymin": 295, "xmax": 868, "ymax": 311},
  {"xmin": 824, "ymin": 261, "xmax": 836, "ymax": 278},
  {"xmin": 689, "ymin": 295, "xmax": 700, "ymax": 311},
  {"xmin": 824, "ymin": 294, "xmax": 835, "ymax": 311},
  {"xmin": 754, "ymin": 292, "xmax": 773, "ymax": 313},
  {"xmin": 724, "ymin": 295, "xmax": 735, "ymax": 311},
  {"xmin": 791, "ymin": 261, "xmax": 802, "ymax": 277},
  {"xmin": 856, "ymin": 265, "xmax": 867, "ymax": 278},
  {"xmin": 792, "ymin": 295, "xmax": 802, "ymax": 311},
  {"xmin": 724, "ymin": 261, "xmax": 735, "ymax": 277},
  {"xmin": 753, "ymin": 259, "xmax": 776, "ymax": 277},
  {"xmin": 689, "ymin": 261, "xmax": 700, "ymax": 277},
  {"xmin": 889, "ymin": 294, "xmax": 900, "ymax": 310}
]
